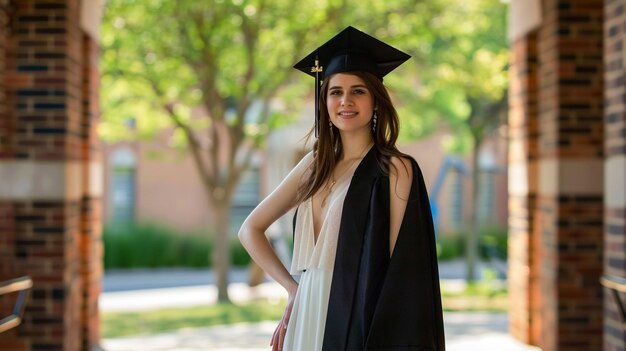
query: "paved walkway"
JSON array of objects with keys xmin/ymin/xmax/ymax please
[
  {"xmin": 99, "ymin": 262, "xmax": 541, "ymax": 350},
  {"xmin": 100, "ymin": 261, "xmax": 497, "ymax": 312},
  {"xmin": 101, "ymin": 313, "xmax": 539, "ymax": 351}
]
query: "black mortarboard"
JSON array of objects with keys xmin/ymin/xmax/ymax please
[{"xmin": 293, "ymin": 26, "xmax": 411, "ymax": 137}]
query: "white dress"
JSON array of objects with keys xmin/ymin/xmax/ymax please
[{"xmin": 282, "ymin": 173, "xmax": 354, "ymax": 351}]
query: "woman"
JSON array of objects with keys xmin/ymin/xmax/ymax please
[{"xmin": 239, "ymin": 26, "xmax": 445, "ymax": 351}]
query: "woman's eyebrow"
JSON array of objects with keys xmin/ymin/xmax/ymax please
[{"xmin": 329, "ymin": 84, "xmax": 368, "ymax": 90}]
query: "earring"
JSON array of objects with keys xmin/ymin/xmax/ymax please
[
  {"xmin": 329, "ymin": 120, "xmax": 334, "ymax": 138},
  {"xmin": 372, "ymin": 111, "xmax": 378, "ymax": 133}
]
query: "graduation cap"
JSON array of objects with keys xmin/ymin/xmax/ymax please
[{"xmin": 293, "ymin": 26, "xmax": 411, "ymax": 137}]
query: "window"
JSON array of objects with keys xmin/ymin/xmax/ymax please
[
  {"xmin": 449, "ymin": 171, "xmax": 464, "ymax": 231},
  {"xmin": 110, "ymin": 148, "xmax": 136, "ymax": 223},
  {"xmin": 230, "ymin": 167, "xmax": 260, "ymax": 234},
  {"xmin": 478, "ymin": 171, "xmax": 496, "ymax": 226},
  {"xmin": 477, "ymin": 149, "xmax": 498, "ymax": 226}
]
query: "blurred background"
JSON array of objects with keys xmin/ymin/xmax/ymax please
[
  {"xmin": 0, "ymin": 0, "xmax": 616, "ymax": 350},
  {"xmin": 98, "ymin": 0, "xmax": 511, "ymax": 348}
]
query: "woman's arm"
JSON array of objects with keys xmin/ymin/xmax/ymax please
[
  {"xmin": 238, "ymin": 151, "xmax": 313, "ymax": 294},
  {"xmin": 389, "ymin": 156, "xmax": 413, "ymax": 256},
  {"xmin": 240, "ymin": 152, "xmax": 313, "ymax": 351}
]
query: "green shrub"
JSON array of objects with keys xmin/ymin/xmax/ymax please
[
  {"xmin": 231, "ymin": 238, "xmax": 252, "ymax": 266},
  {"xmin": 436, "ymin": 227, "xmax": 508, "ymax": 261},
  {"xmin": 479, "ymin": 227, "xmax": 508, "ymax": 260},
  {"xmin": 103, "ymin": 222, "xmax": 254, "ymax": 269},
  {"xmin": 437, "ymin": 232, "xmax": 465, "ymax": 261}
]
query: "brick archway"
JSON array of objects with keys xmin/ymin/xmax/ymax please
[
  {"xmin": 0, "ymin": 1, "xmax": 105, "ymax": 350},
  {"xmin": 508, "ymin": 1, "xmax": 611, "ymax": 351}
]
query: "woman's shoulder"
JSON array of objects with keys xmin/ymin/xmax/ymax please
[
  {"xmin": 301, "ymin": 150, "xmax": 315, "ymax": 163},
  {"xmin": 297, "ymin": 150, "xmax": 314, "ymax": 168},
  {"xmin": 290, "ymin": 150, "xmax": 315, "ymax": 178},
  {"xmin": 388, "ymin": 154, "xmax": 415, "ymax": 178}
]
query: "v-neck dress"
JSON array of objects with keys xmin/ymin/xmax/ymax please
[{"xmin": 282, "ymin": 172, "xmax": 355, "ymax": 351}]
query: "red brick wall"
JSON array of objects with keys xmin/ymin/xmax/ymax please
[
  {"xmin": 604, "ymin": 209, "xmax": 626, "ymax": 351},
  {"xmin": 0, "ymin": 0, "xmax": 14, "ymax": 159},
  {"xmin": 0, "ymin": 2, "xmax": 20, "ymax": 341},
  {"xmin": 0, "ymin": 0, "xmax": 9, "ymax": 271},
  {"xmin": 79, "ymin": 33, "xmax": 102, "ymax": 350},
  {"xmin": 537, "ymin": 1, "xmax": 604, "ymax": 351},
  {"xmin": 0, "ymin": 2, "xmax": 23, "ymax": 349},
  {"xmin": 604, "ymin": 1, "xmax": 626, "ymax": 350},
  {"xmin": 1, "ymin": 201, "xmax": 82, "ymax": 350},
  {"xmin": 0, "ymin": 2, "xmax": 6, "ymax": 155},
  {"xmin": 508, "ymin": 30, "xmax": 540, "ymax": 345},
  {"xmin": 0, "ymin": 1, "xmax": 102, "ymax": 350}
]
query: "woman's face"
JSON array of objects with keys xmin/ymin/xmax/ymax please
[{"xmin": 326, "ymin": 73, "xmax": 375, "ymax": 134}]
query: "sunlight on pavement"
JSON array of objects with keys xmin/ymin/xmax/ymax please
[
  {"xmin": 102, "ymin": 313, "xmax": 541, "ymax": 351},
  {"xmin": 100, "ymin": 282, "xmax": 287, "ymax": 312},
  {"xmin": 102, "ymin": 321, "xmax": 276, "ymax": 351},
  {"xmin": 100, "ymin": 267, "xmax": 539, "ymax": 350}
]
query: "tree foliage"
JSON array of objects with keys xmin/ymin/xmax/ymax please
[
  {"xmin": 411, "ymin": 0, "xmax": 508, "ymax": 282},
  {"xmin": 397, "ymin": 0, "xmax": 509, "ymax": 147},
  {"xmin": 101, "ymin": 0, "xmax": 508, "ymax": 150}
]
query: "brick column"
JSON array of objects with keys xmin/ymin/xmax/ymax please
[
  {"xmin": 537, "ymin": 1, "xmax": 604, "ymax": 350},
  {"xmin": 0, "ymin": 0, "xmax": 10, "ymax": 156},
  {"xmin": 604, "ymin": 1, "xmax": 626, "ymax": 350},
  {"xmin": 0, "ymin": 4, "xmax": 6, "ymax": 149},
  {"xmin": 0, "ymin": 5, "xmax": 29, "ymax": 351},
  {"xmin": 508, "ymin": 30, "xmax": 541, "ymax": 346},
  {"xmin": 79, "ymin": 32, "xmax": 102, "ymax": 350},
  {"xmin": 0, "ymin": 1, "xmax": 103, "ymax": 350}
]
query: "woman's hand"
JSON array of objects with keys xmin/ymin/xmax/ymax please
[{"xmin": 271, "ymin": 285, "xmax": 297, "ymax": 351}]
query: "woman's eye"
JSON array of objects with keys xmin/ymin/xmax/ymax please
[
  {"xmin": 353, "ymin": 89, "xmax": 365, "ymax": 95},
  {"xmin": 329, "ymin": 90, "xmax": 342, "ymax": 96}
]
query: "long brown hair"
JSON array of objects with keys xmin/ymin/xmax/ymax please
[{"xmin": 295, "ymin": 71, "xmax": 409, "ymax": 205}]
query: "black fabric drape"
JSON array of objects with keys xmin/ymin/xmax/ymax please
[{"xmin": 319, "ymin": 148, "xmax": 445, "ymax": 351}]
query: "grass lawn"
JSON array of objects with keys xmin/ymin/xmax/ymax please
[
  {"xmin": 102, "ymin": 282, "xmax": 508, "ymax": 338},
  {"xmin": 441, "ymin": 282, "xmax": 508, "ymax": 313},
  {"xmin": 102, "ymin": 299, "xmax": 285, "ymax": 338}
]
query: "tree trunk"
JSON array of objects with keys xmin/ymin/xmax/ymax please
[
  {"xmin": 466, "ymin": 137, "xmax": 482, "ymax": 283},
  {"xmin": 212, "ymin": 201, "xmax": 232, "ymax": 303}
]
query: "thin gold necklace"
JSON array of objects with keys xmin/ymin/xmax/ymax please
[{"xmin": 322, "ymin": 142, "xmax": 373, "ymax": 206}]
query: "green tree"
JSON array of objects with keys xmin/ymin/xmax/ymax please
[
  {"xmin": 100, "ymin": 0, "xmax": 340, "ymax": 302},
  {"xmin": 367, "ymin": 1, "xmax": 508, "ymax": 283},
  {"xmin": 413, "ymin": 0, "xmax": 509, "ymax": 281}
]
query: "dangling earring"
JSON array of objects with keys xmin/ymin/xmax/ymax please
[
  {"xmin": 329, "ymin": 120, "xmax": 334, "ymax": 139},
  {"xmin": 372, "ymin": 111, "xmax": 378, "ymax": 133}
]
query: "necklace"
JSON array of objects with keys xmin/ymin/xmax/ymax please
[{"xmin": 321, "ymin": 142, "xmax": 373, "ymax": 206}]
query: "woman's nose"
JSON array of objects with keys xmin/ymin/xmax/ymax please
[{"xmin": 340, "ymin": 96, "xmax": 353, "ymax": 106}]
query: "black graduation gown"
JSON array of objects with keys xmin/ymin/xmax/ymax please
[{"xmin": 318, "ymin": 148, "xmax": 445, "ymax": 351}]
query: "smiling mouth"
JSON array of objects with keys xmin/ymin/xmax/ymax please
[{"xmin": 338, "ymin": 111, "xmax": 358, "ymax": 116}]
